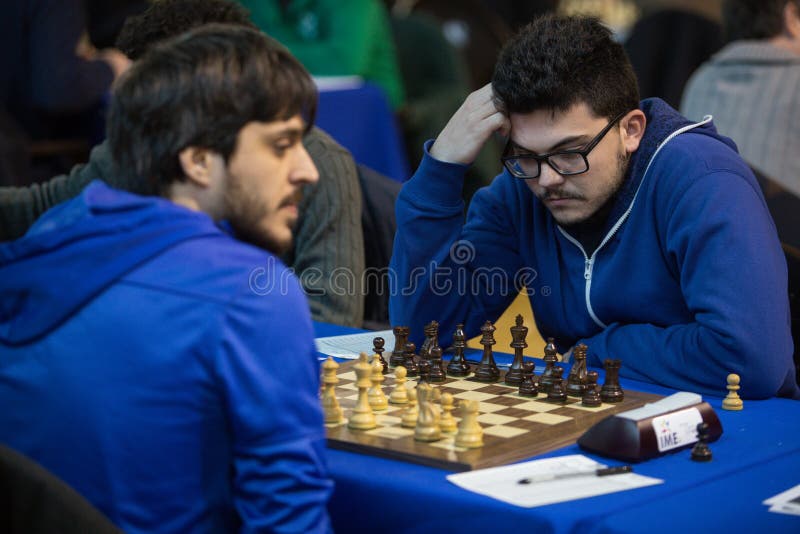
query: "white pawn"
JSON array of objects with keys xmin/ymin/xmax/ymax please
[
  {"xmin": 722, "ymin": 373, "xmax": 744, "ymax": 411},
  {"xmin": 401, "ymin": 387, "xmax": 418, "ymax": 428},
  {"xmin": 455, "ymin": 400, "xmax": 483, "ymax": 448},
  {"xmin": 321, "ymin": 356, "xmax": 343, "ymax": 425},
  {"xmin": 415, "ymin": 382, "xmax": 441, "ymax": 442},
  {"xmin": 439, "ymin": 392, "xmax": 457, "ymax": 433},
  {"xmin": 389, "ymin": 365, "xmax": 409, "ymax": 405},
  {"xmin": 368, "ymin": 355, "xmax": 389, "ymax": 411}
]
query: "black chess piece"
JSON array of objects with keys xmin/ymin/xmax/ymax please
[
  {"xmin": 519, "ymin": 361, "xmax": 539, "ymax": 397},
  {"xmin": 581, "ymin": 370, "xmax": 602, "ymax": 407},
  {"xmin": 691, "ymin": 422, "xmax": 713, "ymax": 462},
  {"xmin": 429, "ymin": 346, "xmax": 446, "ymax": 382},
  {"xmin": 419, "ymin": 321, "xmax": 439, "ymax": 362},
  {"xmin": 373, "ymin": 337, "xmax": 388, "ymax": 374},
  {"xmin": 402, "ymin": 342, "xmax": 419, "ymax": 376},
  {"xmin": 447, "ymin": 324, "xmax": 471, "ymax": 376},
  {"xmin": 505, "ymin": 315, "xmax": 528, "ymax": 386},
  {"xmin": 600, "ymin": 359, "xmax": 625, "ymax": 403},
  {"xmin": 546, "ymin": 367, "xmax": 567, "ymax": 403},
  {"xmin": 474, "ymin": 321, "xmax": 500, "ymax": 382},
  {"xmin": 390, "ymin": 326, "xmax": 409, "ymax": 367},
  {"xmin": 539, "ymin": 338, "xmax": 559, "ymax": 393},
  {"xmin": 418, "ymin": 359, "xmax": 432, "ymax": 384},
  {"xmin": 565, "ymin": 344, "xmax": 589, "ymax": 397}
]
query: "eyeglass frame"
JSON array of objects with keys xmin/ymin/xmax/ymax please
[{"xmin": 501, "ymin": 110, "xmax": 628, "ymax": 180}]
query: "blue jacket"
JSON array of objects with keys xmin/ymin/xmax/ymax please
[
  {"xmin": 0, "ymin": 182, "xmax": 333, "ymax": 532},
  {"xmin": 390, "ymin": 99, "xmax": 798, "ymax": 399}
]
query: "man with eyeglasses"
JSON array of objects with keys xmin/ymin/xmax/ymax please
[{"xmin": 389, "ymin": 15, "xmax": 799, "ymax": 399}]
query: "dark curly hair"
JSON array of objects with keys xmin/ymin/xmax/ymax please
[
  {"xmin": 115, "ymin": 0, "xmax": 256, "ymax": 60},
  {"xmin": 722, "ymin": 0, "xmax": 798, "ymax": 41},
  {"xmin": 108, "ymin": 24, "xmax": 317, "ymax": 193},
  {"xmin": 492, "ymin": 15, "xmax": 639, "ymax": 120}
]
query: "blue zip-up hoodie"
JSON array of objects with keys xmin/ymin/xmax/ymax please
[
  {"xmin": 0, "ymin": 182, "xmax": 333, "ymax": 532},
  {"xmin": 390, "ymin": 99, "xmax": 798, "ymax": 399}
]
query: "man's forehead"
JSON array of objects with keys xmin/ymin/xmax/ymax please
[
  {"xmin": 509, "ymin": 102, "xmax": 606, "ymax": 150},
  {"xmin": 244, "ymin": 115, "xmax": 307, "ymax": 136}
]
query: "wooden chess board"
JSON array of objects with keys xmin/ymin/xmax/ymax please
[{"xmin": 325, "ymin": 360, "xmax": 663, "ymax": 471}]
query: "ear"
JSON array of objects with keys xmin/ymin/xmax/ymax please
[
  {"xmin": 620, "ymin": 109, "xmax": 646, "ymax": 154},
  {"xmin": 178, "ymin": 146, "xmax": 215, "ymax": 188},
  {"xmin": 785, "ymin": 1, "xmax": 800, "ymax": 40}
]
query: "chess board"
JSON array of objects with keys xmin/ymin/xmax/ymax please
[{"xmin": 325, "ymin": 360, "xmax": 663, "ymax": 471}]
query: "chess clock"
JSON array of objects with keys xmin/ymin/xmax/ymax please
[{"xmin": 577, "ymin": 392, "xmax": 723, "ymax": 462}]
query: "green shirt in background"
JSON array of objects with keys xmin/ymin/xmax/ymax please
[{"xmin": 240, "ymin": 0, "xmax": 405, "ymax": 108}]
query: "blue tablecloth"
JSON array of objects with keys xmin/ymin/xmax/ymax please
[
  {"xmin": 313, "ymin": 322, "xmax": 800, "ymax": 533},
  {"xmin": 316, "ymin": 83, "xmax": 410, "ymax": 183}
]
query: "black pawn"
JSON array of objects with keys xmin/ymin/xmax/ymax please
[
  {"xmin": 447, "ymin": 323, "xmax": 470, "ymax": 376},
  {"xmin": 429, "ymin": 346, "xmax": 447, "ymax": 383},
  {"xmin": 373, "ymin": 337, "xmax": 388, "ymax": 374},
  {"xmin": 691, "ymin": 422, "xmax": 713, "ymax": 462},
  {"xmin": 519, "ymin": 362, "xmax": 539, "ymax": 397},
  {"xmin": 418, "ymin": 359, "xmax": 432, "ymax": 385},
  {"xmin": 581, "ymin": 370, "xmax": 602, "ymax": 407},
  {"xmin": 546, "ymin": 367, "xmax": 567, "ymax": 403},
  {"xmin": 402, "ymin": 342, "xmax": 418, "ymax": 376}
]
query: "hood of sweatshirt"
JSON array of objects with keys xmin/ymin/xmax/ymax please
[
  {"xmin": 602, "ymin": 97, "xmax": 739, "ymax": 232},
  {"xmin": 0, "ymin": 181, "xmax": 221, "ymax": 345}
]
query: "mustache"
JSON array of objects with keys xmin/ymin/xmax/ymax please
[
  {"xmin": 541, "ymin": 190, "xmax": 583, "ymax": 201},
  {"xmin": 279, "ymin": 190, "xmax": 303, "ymax": 208}
]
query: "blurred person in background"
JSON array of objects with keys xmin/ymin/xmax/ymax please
[
  {"xmin": 0, "ymin": 0, "xmax": 130, "ymax": 186},
  {"xmin": 681, "ymin": 0, "xmax": 800, "ymax": 199}
]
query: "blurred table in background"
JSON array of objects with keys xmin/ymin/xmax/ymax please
[{"xmin": 315, "ymin": 77, "xmax": 410, "ymax": 182}]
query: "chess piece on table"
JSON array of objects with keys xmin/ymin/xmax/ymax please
[
  {"xmin": 565, "ymin": 343, "xmax": 589, "ymax": 397},
  {"xmin": 372, "ymin": 337, "xmax": 388, "ymax": 374},
  {"xmin": 419, "ymin": 320, "xmax": 439, "ymax": 361},
  {"xmin": 321, "ymin": 356, "xmax": 344, "ymax": 425},
  {"xmin": 390, "ymin": 326, "xmax": 409, "ymax": 367},
  {"xmin": 505, "ymin": 314, "xmax": 528, "ymax": 385},
  {"xmin": 455, "ymin": 400, "xmax": 483, "ymax": 448},
  {"xmin": 389, "ymin": 365, "xmax": 409, "ymax": 405},
  {"xmin": 546, "ymin": 367, "xmax": 568, "ymax": 403},
  {"xmin": 414, "ymin": 382, "xmax": 442, "ymax": 442},
  {"xmin": 402, "ymin": 342, "xmax": 419, "ymax": 376},
  {"xmin": 348, "ymin": 352, "xmax": 377, "ymax": 430},
  {"xmin": 539, "ymin": 338, "xmax": 559, "ymax": 393},
  {"xmin": 581, "ymin": 370, "xmax": 602, "ymax": 407},
  {"xmin": 418, "ymin": 359, "xmax": 432, "ymax": 384},
  {"xmin": 400, "ymin": 387, "xmax": 418, "ymax": 428},
  {"xmin": 691, "ymin": 422, "xmax": 713, "ymax": 462},
  {"xmin": 474, "ymin": 321, "xmax": 500, "ymax": 382},
  {"xmin": 439, "ymin": 392, "xmax": 457, "ymax": 433},
  {"xmin": 368, "ymin": 355, "xmax": 389, "ymax": 411},
  {"xmin": 600, "ymin": 358, "xmax": 625, "ymax": 403},
  {"xmin": 446, "ymin": 323, "xmax": 470, "ymax": 376},
  {"xmin": 722, "ymin": 373, "xmax": 743, "ymax": 411},
  {"xmin": 518, "ymin": 361, "xmax": 538, "ymax": 397},
  {"xmin": 429, "ymin": 346, "xmax": 446, "ymax": 383}
]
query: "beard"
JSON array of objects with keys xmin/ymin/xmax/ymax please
[
  {"xmin": 549, "ymin": 149, "xmax": 631, "ymax": 228},
  {"xmin": 223, "ymin": 178, "xmax": 301, "ymax": 256}
]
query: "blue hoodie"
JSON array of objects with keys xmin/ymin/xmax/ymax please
[
  {"xmin": 390, "ymin": 99, "xmax": 798, "ymax": 399},
  {"xmin": 0, "ymin": 182, "xmax": 333, "ymax": 532}
]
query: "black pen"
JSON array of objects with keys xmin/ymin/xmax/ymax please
[{"xmin": 517, "ymin": 465, "xmax": 633, "ymax": 484}]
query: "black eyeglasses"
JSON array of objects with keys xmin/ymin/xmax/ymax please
[{"xmin": 501, "ymin": 110, "xmax": 627, "ymax": 180}]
